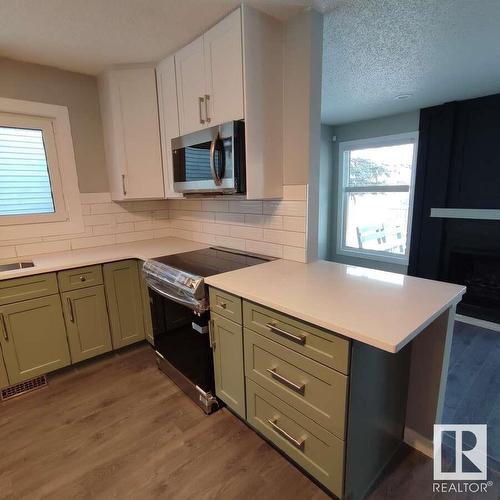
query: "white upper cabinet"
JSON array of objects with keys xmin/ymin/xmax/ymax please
[
  {"xmin": 98, "ymin": 66, "xmax": 164, "ymax": 201},
  {"xmin": 175, "ymin": 9, "xmax": 244, "ymax": 136},
  {"xmin": 175, "ymin": 36, "xmax": 207, "ymax": 135},
  {"xmin": 203, "ymin": 9, "xmax": 244, "ymax": 127},
  {"xmin": 156, "ymin": 55, "xmax": 183, "ymax": 198}
]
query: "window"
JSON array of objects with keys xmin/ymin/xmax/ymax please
[
  {"xmin": 0, "ymin": 98, "xmax": 83, "ymax": 240},
  {"xmin": 0, "ymin": 113, "xmax": 67, "ymax": 225},
  {"xmin": 337, "ymin": 132, "xmax": 418, "ymax": 264}
]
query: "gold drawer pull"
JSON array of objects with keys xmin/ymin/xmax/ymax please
[
  {"xmin": 268, "ymin": 417, "xmax": 305, "ymax": 450},
  {"xmin": 266, "ymin": 322, "xmax": 306, "ymax": 345},
  {"xmin": 267, "ymin": 368, "xmax": 305, "ymax": 394},
  {"xmin": 219, "ymin": 301, "xmax": 227, "ymax": 309},
  {"xmin": 79, "ymin": 276, "xmax": 87, "ymax": 282}
]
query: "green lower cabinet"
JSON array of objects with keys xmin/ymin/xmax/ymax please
[
  {"xmin": 0, "ymin": 295, "xmax": 70, "ymax": 384},
  {"xmin": 139, "ymin": 267, "xmax": 154, "ymax": 345},
  {"xmin": 62, "ymin": 286, "xmax": 113, "ymax": 363},
  {"xmin": 103, "ymin": 260, "xmax": 145, "ymax": 349},
  {"xmin": 211, "ymin": 312, "xmax": 246, "ymax": 418},
  {"xmin": 0, "ymin": 348, "xmax": 9, "ymax": 389}
]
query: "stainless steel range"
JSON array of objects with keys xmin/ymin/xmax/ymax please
[{"xmin": 142, "ymin": 247, "xmax": 271, "ymax": 414}]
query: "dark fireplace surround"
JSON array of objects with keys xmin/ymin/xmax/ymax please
[{"xmin": 409, "ymin": 93, "xmax": 500, "ymax": 323}]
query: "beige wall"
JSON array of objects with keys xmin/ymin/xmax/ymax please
[{"xmin": 0, "ymin": 57, "xmax": 108, "ymax": 193}]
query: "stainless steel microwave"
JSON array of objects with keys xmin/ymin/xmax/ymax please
[{"xmin": 171, "ymin": 121, "xmax": 246, "ymax": 195}]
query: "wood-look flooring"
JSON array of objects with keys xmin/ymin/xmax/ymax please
[
  {"xmin": 1, "ymin": 342, "xmax": 498, "ymax": 500},
  {"xmin": 0, "ymin": 344, "xmax": 328, "ymax": 500}
]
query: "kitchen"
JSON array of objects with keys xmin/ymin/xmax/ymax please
[{"xmin": 0, "ymin": 1, "xmax": 499, "ymax": 499}]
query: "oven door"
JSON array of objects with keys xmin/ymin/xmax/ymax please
[
  {"xmin": 148, "ymin": 284, "xmax": 216, "ymax": 406},
  {"xmin": 171, "ymin": 121, "xmax": 242, "ymax": 194}
]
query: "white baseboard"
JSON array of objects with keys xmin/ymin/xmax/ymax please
[
  {"xmin": 455, "ymin": 314, "xmax": 500, "ymax": 332},
  {"xmin": 404, "ymin": 427, "xmax": 433, "ymax": 458}
]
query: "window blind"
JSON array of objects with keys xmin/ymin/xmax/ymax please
[{"xmin": 0, "ymin": 126, "xmax": 55, "ymax": 216}]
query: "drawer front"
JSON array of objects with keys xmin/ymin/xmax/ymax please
[
  {"xmin": 243, "ymin": 301, "xmax": 350, "ymax": 374},
  {"xmin": 58, "ymin": 265, "xmax": 103, "ymax": 292},
  {"xmin": 0, "ymin": 273, "xmax": 59, "ymax": 306},
  {"xmin": 246, "ymin": 379, "xmax": 344, "ymax": 498},
  {"xmin": 209, "ymin": 287, "xmax": 242, "ymax": 324},
  {"xmin": 244, "ymin": 329, "xmax": 347, "ymax": 439}
]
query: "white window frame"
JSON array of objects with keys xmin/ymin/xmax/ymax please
[
  {"xmin": 0, "ymin": 98, "xmax": 83, "ymax": 240},
  {"xmin": 336, "ymin": 132, "xmax": 419, "ymax": 265}
]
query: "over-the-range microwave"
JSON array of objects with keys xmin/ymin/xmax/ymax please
[{"xmin": 171, "ymin": 120, "xmax": 246, "ymax": 195}]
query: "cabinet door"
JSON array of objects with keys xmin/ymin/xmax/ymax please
[
  {"xmin": 103, "ymin": 260, "xmax": 145, "ymax": 349},
  {"xmin": 0, "ymin": 348, "xmax": 9, "ymax": 389},
  {"xmin": 156, "ymin": 56, "xmax": 183, "ymax": 199},
  {"xmin": 139, "ymin": 268, "xmax": 154, "ymax": 345},
  {"xmin": 211, "ymin": 312, "xmax": 245, "ymax": 418},
  {"xmin": 99, "ymin": 67, "xmax": 164, "ymax": 200},
  {"xmin": 62, "ymin": 286, "xmax": 112, "ymax": 363},
  {"xmin": 0, "ymin": 295, "xmax": 70, "ymax": 384},
  {"xmin": 204, "ymin": 8, "xmax": 244, "ymax": 126},
  {"xmin": 175, "ymin": 36, "xmax": 207, "ymax": 135}
]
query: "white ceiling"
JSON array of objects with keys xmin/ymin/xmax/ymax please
[
  {"xmin": 322, "ymin": 0, "xmax": 500, "ymax": 125},
  {"xmin": 0, "ymin": 0, "xmax": 331, "ymax": 75}
]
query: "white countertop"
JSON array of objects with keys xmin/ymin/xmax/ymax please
[
  {"xmin": 205, "ymin": 259, "xmax": 466, "ymax": 353},
  {"xmin": 0, "ymin": 237, "xmax": 208, "ymax": 280}
]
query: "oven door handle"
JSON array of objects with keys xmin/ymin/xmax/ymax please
[{"xmin": 145, "ymin": 279, "xmax": 206, "ymax": 311}]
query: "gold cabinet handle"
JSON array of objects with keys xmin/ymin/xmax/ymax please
[
  {"xmin": 268, "ymin": 417, "xmax": 305, "ymax": 450},
  {"xmin": 0, "ymin": 313, "xmax": 9, "ymax": 341},
  {"xmin": 67, "ymin": 298, "xmax": 75, "ymax": 323},
  {"xmin": 219, "ymin": 301, "xmax": 227, "ymax": 309},
  {"xmin": 267, "ymin": 368, "xmax": 305, "ymax": 395},
  {"xmin": 79, "ymin": 276, "xmax": 86, "ymax": 282},
  {"xmin": 204, "ymin": 94, "xmax": 211, "ymax": 124},
  {"xmin": 198, "ymin": 96, "xmax": 206, "ymax": 124},
  {"xmin": 266, "ymin": 322, "xmax": 306, "ymax": 345}
]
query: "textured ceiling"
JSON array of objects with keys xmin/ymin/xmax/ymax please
[
  {"xmin": 0, "ymin": 0, "xmax": 333, "ymax": 75},
  {"xmin": 322, "ymin": 0, "xmax": 500, "ymax": 124}
]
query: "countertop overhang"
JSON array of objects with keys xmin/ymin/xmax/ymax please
[{"xmin": 205, "ymin": 259, "xmax": 466, "ymax": 353}]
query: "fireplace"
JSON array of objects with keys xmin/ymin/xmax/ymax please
[{"xmin": 448, "ymin": 250, "xmax": 500, "ymax": 323}]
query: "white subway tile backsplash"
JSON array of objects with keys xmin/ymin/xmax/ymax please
[
  {"xmin": 202, "ymin": 200, "xmax": 229, "ymax": 212},
  {"xmin": 263, "ymin": 200, "xmax": 307, "ymax": 217},
  {"xmin": 245, "ymin": 240, "xmax": 283, "ymax": 258},
  {"xmin": 216, "ymin": 212, "xmax": 245, "ymax": 225},
  {"xmin": 228, "ymin": 200, "xmax": 262, "ymax": 214},
  {"xmin": 16, "ymin": 240, "xmax": 71, "ymax": 257},
  {"xmin": 71, "ymin": 235, "xmax": 116, "ymax": 250},
  {"xmin": 283, "ymin": 216, "xmax": 307, "ymax": 232},
  {"xmin": 244, "ymin": 214, "xmax": 283, "ymax": 229},
  {"xmin": 6, "ymin": 186, "xmax": 307, "ymax": 262}
]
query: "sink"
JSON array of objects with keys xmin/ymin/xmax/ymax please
[{"xmin": 0, "ymin": 261, "xmax": 35, "ymax": 273}]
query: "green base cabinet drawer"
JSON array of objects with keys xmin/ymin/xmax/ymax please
[
  {"xmin": 104, "ymin": 260, "xmax": 145, "ymax": 349},
  {"xmin": 246, "ymin": 379, "xmax": 344, "ymax": 498},
  {"xmin": 244, "ymin": 328, "xmax": 348, "ymax": 439},
  {"xmin": 58, "ymin": 265, "xmax": 103, "ymax": 292},
  {"xmin": 211, "ymin": 312, "xmax": 245, "ymax": 418},
  {"xmin": 0, "ymin": 295, "xmax": 70, "ymax": 383},
  {"xmin": 243, "ymin": 301, "xmax": 350, "ymax": 374},
  {"xmin": 209, "ymin": 288, "xmax": 242, "ymax": 324},
  {"xmin": 62, "ymin": 286, "xmax": 113, "ymax": 363},
  {"xmin": 0, "ymin": 273, "xmax": 59, "ymax": 306}
]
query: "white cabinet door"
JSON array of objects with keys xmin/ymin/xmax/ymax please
[
  {"xmin": 115, "ymin": 68, "xmax": 164, "ymax": 199},
  {"xmin": 99, "ymin": 67, "xmax": 164, "ymax": 200},
  {"xmin": 204, "ymin": 9, "xmax": 244, "ymax": 126},
  {"xmin": 175, "ymin": 36, "xmax": 207, "ymax": 135},
  {"xmin": 156, "ymin": 56, "xmax": 183, "ymax": 198}
]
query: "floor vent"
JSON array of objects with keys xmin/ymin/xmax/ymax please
[{"xmin": 1, "ymin": 375, "xmax": 47, "ymax": 402}]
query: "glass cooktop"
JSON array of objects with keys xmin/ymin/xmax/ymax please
[{"xmin": 152, "ymin": 247, "xmax": 272, "ymax": 278}]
